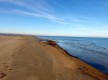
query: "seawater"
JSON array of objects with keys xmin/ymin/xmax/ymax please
[{"xmin": 39, "ymin": 36, "xmax": 108, "ymax": 74}]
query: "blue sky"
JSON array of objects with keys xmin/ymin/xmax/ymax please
[{"xmin": 0, "ymin": 0, "xmax": 108, "ymax": 37}]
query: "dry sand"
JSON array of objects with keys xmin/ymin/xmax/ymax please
[{"xmin": 0, "ymin": 36, "xmax": 108, "ymax": 80}]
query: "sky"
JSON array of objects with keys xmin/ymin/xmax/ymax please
[{"xmin": 0, "ymin": 0, "xmax": 108, "ymax": 37}]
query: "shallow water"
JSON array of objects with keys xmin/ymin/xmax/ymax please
[{"xmin": 39, "ymin": 36, "xmax": 108, "ymax": 74}]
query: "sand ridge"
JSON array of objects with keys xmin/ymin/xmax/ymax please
[{"xmin": 0, "ymin": 36, "xmax": 107, "ymax": 80}]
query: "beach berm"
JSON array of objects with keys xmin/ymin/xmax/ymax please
[{"xmin": 0, "ymin": 36, "xmax": 108, "ymax": 80}]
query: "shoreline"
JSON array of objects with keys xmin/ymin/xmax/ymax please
[
  {"xmin": 40, "ymin": 38, "xmax": 108, "ymax": 79},
  {"xmin": 42, "ymin": 39, "xmax": 78, "ymax": 58},
  {"xmin": 0, "ymin": 35, "xmax": 108, "ymax": 80},
  {"xmin": 42, "ymin": 39, "xmax": 108, "ymax": 75}
]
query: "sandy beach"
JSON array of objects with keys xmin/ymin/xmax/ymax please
[{"xmin": 0, "ymin": 36, "xmax": 108, "ymax": 80}]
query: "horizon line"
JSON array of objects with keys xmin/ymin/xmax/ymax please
[{"xmin": 0, "ymin": 32, "xmax": 108, "ymax": 38}]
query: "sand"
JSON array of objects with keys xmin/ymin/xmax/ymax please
[{"xmin": 0, "ymin": 36, "xmax": 107, "ymax": 80}]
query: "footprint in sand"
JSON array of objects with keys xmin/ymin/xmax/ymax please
[{"xmin": 0, "ymin": 72, "xmax": 7, "ymax": 78}]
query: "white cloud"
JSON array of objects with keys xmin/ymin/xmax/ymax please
[
  {"xmin": 0, "ymin": 0, "xmax": 67, "ymax": 23},
  {"xmin": 0, "ymin": 0, "xmax": 98, "ymax": 25}
]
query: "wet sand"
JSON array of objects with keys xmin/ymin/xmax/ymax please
[{"xmin": 0, "ymin": 36, "xmax": 108, "ymax": 80}]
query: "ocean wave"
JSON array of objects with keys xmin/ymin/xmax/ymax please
[{"xmin": 59, "ymin": 40, "xmax": 108, "ymax": 56}]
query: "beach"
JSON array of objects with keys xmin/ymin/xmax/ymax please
[{"xmin": 0, "ymin": 36, "xmax": 108, "ymax": 80}]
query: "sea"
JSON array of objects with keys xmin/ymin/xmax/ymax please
[{"xmin": 39, "ymin": 36, "xmax": 108, "ymax": 74}]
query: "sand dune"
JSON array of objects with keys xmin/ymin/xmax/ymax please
[{"xmin": 0, "ymin": 36, "xmax": 107, "ymax": 80}]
